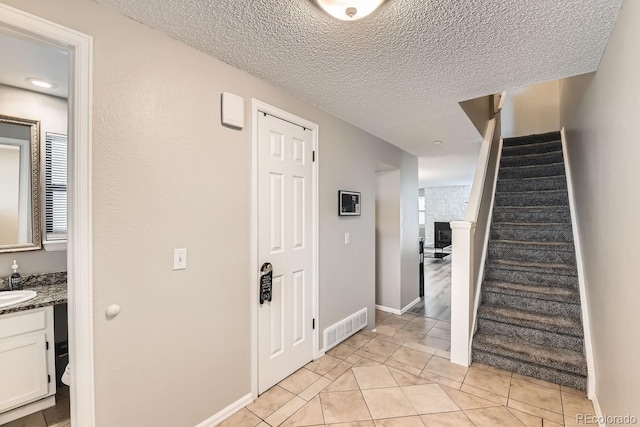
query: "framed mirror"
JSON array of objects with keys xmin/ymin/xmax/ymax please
[{"xmin": 0, "ymin": 114, "xmax": 41, "ymax": 252}]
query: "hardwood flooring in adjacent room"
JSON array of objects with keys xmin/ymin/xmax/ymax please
[{"xmin": 408, "ymin": 256, "xmax": 451, "ymax": 321}]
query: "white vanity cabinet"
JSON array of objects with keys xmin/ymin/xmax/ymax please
[{"xmin": 0, "ymin": 306, "xmax": 56, "ymax": 424}]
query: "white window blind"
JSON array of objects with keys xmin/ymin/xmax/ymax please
[{"xmin": 45, "ymin": 132, "xmax": 67, "ymax": 240}]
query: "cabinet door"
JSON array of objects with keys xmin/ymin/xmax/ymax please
[{"xmin": 0, "ymin": 333, "xmax": 49, "ymax": 412}]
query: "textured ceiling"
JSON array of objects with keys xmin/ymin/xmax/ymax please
[{"xmin": 91, "ymin": 0, "xmax": 621, "ymax": 180}]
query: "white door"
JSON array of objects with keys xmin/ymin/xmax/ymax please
[{"xmin": 258, "ymin": 112, "xmax": 314, "ymax": 394}]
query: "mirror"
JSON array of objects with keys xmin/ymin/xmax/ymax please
[{"xmin": 0, "ymin": 115, "xmax": 41, "ymax": 252}]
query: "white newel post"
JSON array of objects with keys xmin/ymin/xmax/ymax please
[{"xmin": 449, "ymin": 220, "xmax": 476, "ymax": 366}]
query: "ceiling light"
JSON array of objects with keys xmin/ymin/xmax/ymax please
[
  {"xmin": 316, "ymin": 0, "xmax": 385, "ymax": 21},
  {"xmin": 434, "ymin": 140, "xmax": 443, "ymax": 146},
  {"xmin": 25, "ymin": 77, "xmax": 57, "ymax": 89}
]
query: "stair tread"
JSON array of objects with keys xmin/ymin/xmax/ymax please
[
  {"xmin": 483, "ymin": 281, "xmax": 580, "ymax": 303},
  {"xmin": 503, "ymin": 131, "xmax": 561, "ymax": 144},
  {"xmin": 491, "ymin": 222, "xmax": 572, "ymax": 227},
  {"xmin": 494, "ymin": 205, "xmax": 570, "ymax": 210},
  {"xmin": 488, "ymin": 259, "xmax": 577, "ymax": 273},
  {"xmin": 498, "ymin": 174, "xmax": 567, "ymax": 181},
  {"xmin": 502, "ymin": 140, "xmax": 561, "ymax": 154},
  {"xmin": 495, "ymin": 189, "xmax": 567, "ymax": 195},
  {"xmin": 473, "ymin": 331, "xmax": 587, "ymax": 375},
  {"xmin": 490, "ymin": 239, "xmax": 574, "ymax": 248},
  {"xmin": 500, "ymin": 162, "xmax": 564, "ymax": 170},
  {"xmin": 478, "ymin": 304, "xmax": 583, "ymax": 335}
]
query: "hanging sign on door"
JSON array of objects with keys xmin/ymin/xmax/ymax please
[{"xmin": 259, "ymin": 262, "xmax": 273, "ymax": 304}]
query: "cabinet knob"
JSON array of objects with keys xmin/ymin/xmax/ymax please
[{"xmin": 105, "ymin": 304, "xmax": 121, "ymax": 318}]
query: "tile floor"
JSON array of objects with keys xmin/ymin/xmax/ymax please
[
  {"xmin": 222, "ymin": 311, "xmax": 596, "ymax": 427},
  {"xmin": 4, "ymin": 386, "xmax": 70, "ymax": 427}
]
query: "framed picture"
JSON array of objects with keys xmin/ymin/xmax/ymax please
[{"xmin": 339, "ymin": 190, "xmax": 361, "ymax": 216}]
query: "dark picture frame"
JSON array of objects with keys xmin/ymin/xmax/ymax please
[{"xmin": 339, "ymin": 190, "xmax": 361, "ymax": 216}]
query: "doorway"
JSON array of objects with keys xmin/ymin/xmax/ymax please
[
  {"xmin": 0, "ymin": 4, "xmax": 94, "ymax": 426},
  {"xmin": 251, "ymin": 100, "xmax": 319, "ymax": 396}
]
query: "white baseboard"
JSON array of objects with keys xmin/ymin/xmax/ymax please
[
  {"xmin": 592, "ymin": 393, "xmax": 605, "ymax": 427},
  {"xmin": 375, "ymin": 304, "xmax": 402, "ymax": 315},
  {"xmin": 317, "ymin": 348, "xmax": 325, "ymax": 358},
  {"xmin": 401, "ymin": 297, "xmax": 421, "ymax": 314},
  {"xmin": 195, "ymin": 393, "xmax": 254, "ymax": 427}
]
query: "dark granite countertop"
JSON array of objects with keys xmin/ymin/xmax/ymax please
[{"xmin": 0, "ymin": 272, "xmax": 67, "ymax": 315}]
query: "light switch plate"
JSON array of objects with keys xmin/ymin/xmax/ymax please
[
  {"xmin": 222, "ymin": 92, "xmax": 245, "ymax": 129},
  {"xmin": 344, "ymin": 232, "xmax": 350, "ymax": 245},
  {"xmin": 174, "ymin": 248, "xmax": 187, "ymax": 270}
]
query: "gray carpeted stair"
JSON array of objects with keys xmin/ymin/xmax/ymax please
[{"xmin": 472, "ymin": 131, "xmax": 588, "ymax": 391}]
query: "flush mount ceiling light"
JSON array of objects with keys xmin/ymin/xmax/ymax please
[
  {"xmin": 25, "ymin": 77, "xmax": 58, "ymax": 89},
  {"xmin": 316, "ymin": 0, "xmax": 385, "ymax": 21},
  {"xmin": 434, "ymin": 140, "xmax": 444, "ymax": 146}
]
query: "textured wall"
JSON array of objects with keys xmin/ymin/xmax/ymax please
[
  {"xmin": 0, "ymin": 84, "xmax": 67, "ymax": 276},
  {"xmin": 424, "ymin": 186, "xmax": 471, "ymax": 246},
  {"xmin": 2, "ymin": 1, "xmax": 417, "ymax": 425},
  {"xmin": 559, "ymin": 0, "xmax": 640, "ymax": 416}
]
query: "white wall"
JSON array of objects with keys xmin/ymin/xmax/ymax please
[
  {"xmin": 2, "ymin": 1, "xmax": 418, "ymax": 425},
  {"xmin": 0, "ymin": 83, "xmax": 67, "ymax": 275},
  {"xmin": 502, "ymin": 80, "xmax": 560, "ymax": 138},
  {"xmin": 559, "ymin": 0, "xmax": 640, "ymax": 416},
  {"xmin": 375, "ymin": 169, "xmax": 401, "ymax": 310},
  {"xmin": 400, "ymin": 152, "xmax": 419, "ymax": 309},
  {"xmin": 423, "ymin": 185, "xmax": 471, "ymax": 246}
]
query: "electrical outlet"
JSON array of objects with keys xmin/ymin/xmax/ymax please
[
  {"xmin": 344, "ymin": 232, "xmax": 350, "ymax": 245},
  {"xmin": 174, "ymin": 248, "xmax": 187, "ymax": 270}
]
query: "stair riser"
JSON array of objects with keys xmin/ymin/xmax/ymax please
[
  {"xmin": 490, "ymin": 225, "xmax": 574, "ymax": 242},
  {"xmin": 503, "ymin": 132, "xmax": 561, "ymax": 147},
  {"xmin": 482, "ymin": 291, "xmax": 582, "ymax": 317},
  {"xmin": 493, "ymin": 208, "xmax": 570, "ymax": 224},
  {"xmin": 496, "ymin": 176, "xmax": 567, "ymax": 193},
  {"xmin": 477, "ymin": 318, "xmax": 584, "ymax": 353},
  {"xmin": 479, "ymin": 307, "xmax": 583, "ymax": 337},
  {"xmin": 500, "ymin": 151, "xmax": 564, "ymax": 167},
  {"xmin": 472, "ymin": 350, "xmax": 586, "ymax": 390},
  {"xmin": 494, "ymin": 191, "xmax": 569, "ymax": 207},
  {"xmin": 502, "ymin": 141, "xmax": 562, "ymax": 156},
  {"xmin": 488, "ymin": 245, "xmax": 576, "ymax": 265},
  {"xmin": 499, "ymin": 163, "xmax": 566, "ymax": 180},
  {"xmin": 484, "ymin": 267, "xmax": 578, "ymax": 288}
]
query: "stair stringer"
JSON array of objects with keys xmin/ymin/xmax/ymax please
[
  {"xmin": 469, "ymin": 137, "xmax": 504, "ymax": 361},
  {"xmin": 560, "ymin": 127, "xmax": 596, "ymax": 398}
]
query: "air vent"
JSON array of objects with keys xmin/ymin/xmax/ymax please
[{"xmin": 323, "ymin": 308, "xmax": 368, "ymax": 351}]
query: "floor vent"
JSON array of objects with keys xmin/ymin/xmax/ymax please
[{"xmin": 323, "ymin": 308, "xmax": 368, "ymax": 351}]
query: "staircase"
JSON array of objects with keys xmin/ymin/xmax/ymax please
[{"xmin": 472, "ymin": 131, "xmax": 587, "ymax": 391}]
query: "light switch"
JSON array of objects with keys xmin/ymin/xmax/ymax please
[
  {"xmin": 174, "ymin": 248, "xmax": 187, "ymax": 270},
  {"xmin": 344, "ymin": 232, "xmax": 350, "ymax": 245}
]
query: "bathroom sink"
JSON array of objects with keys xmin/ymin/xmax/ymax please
[{"xmin": 0, "ymin": 290, "xmax": 37, "ymax": 309}]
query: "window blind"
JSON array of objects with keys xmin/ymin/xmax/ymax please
[{"xmin": 45, "ymin": 132, "xmax": 67, "ymax": 239}]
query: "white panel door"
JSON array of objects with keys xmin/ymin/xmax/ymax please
[{"xmin": 258, "ymin": 112, "xmax": 314, "ymax": 394}]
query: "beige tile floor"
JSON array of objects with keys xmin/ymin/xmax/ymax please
[
  {"xmin": 3, "ymin": 386, "xmax": 70, "ymax": 427},
  {"xmin": 222, "ymin": 311, "xmax": 596, "ymax": 427}
]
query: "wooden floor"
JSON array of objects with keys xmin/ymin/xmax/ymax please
[{"xmin": 408, "ymin": 256, "xmax": 451, "ymax": 321}]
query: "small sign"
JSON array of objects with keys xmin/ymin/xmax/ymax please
[{"xmin": 259, "ymin": 262, "xmax": 273, "ymax": 304}]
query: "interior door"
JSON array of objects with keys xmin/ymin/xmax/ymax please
[{"xmin": 258, "ymin": 112, "xmax": 314, "ymax": 394}]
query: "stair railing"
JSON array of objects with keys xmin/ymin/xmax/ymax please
[{"xmin": 450, "ymin": 94, "xmax": 504, "ymax": 366}]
